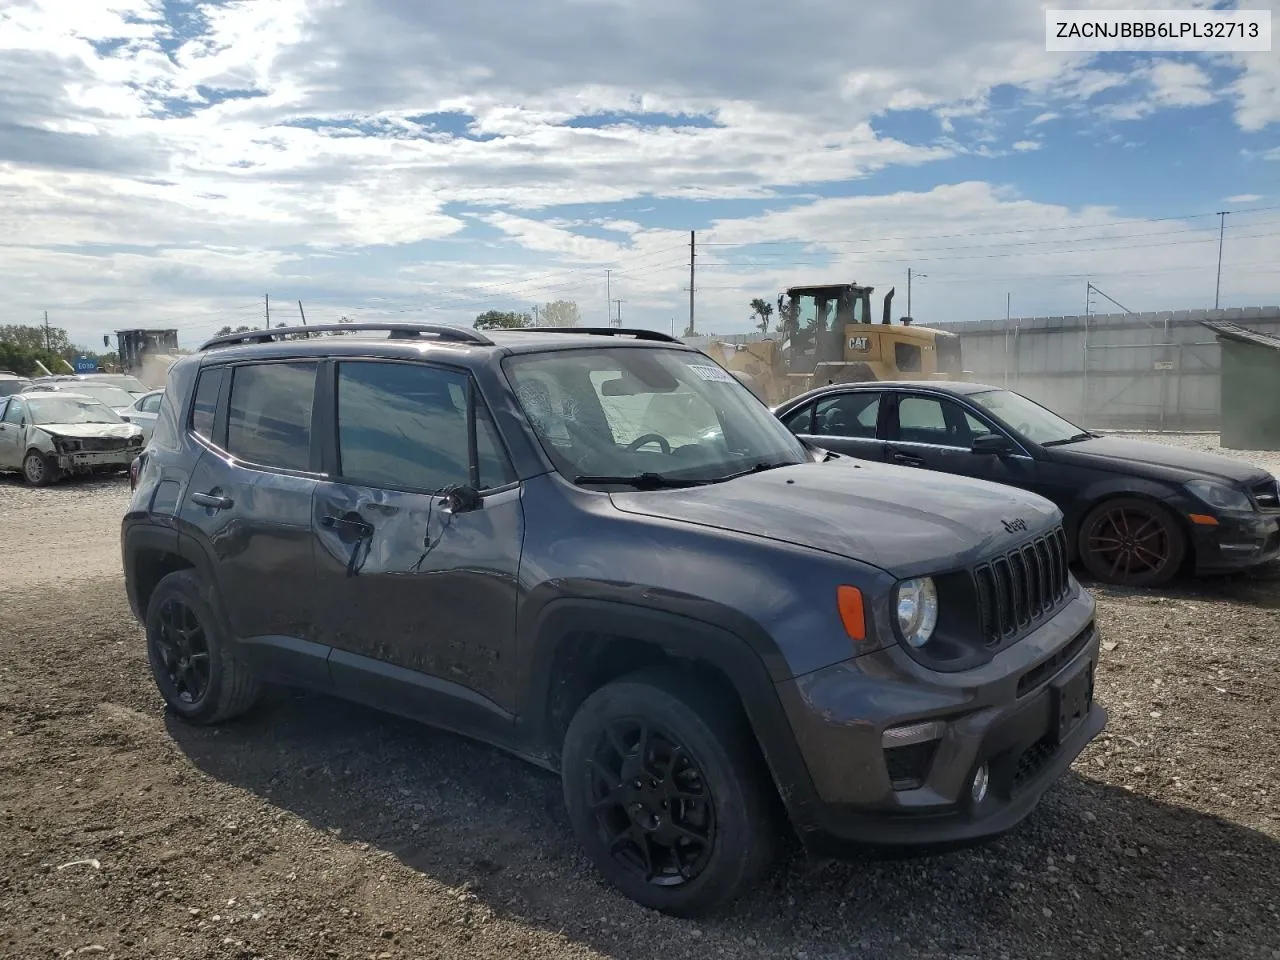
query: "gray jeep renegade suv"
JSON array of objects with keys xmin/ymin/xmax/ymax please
[{"xmin": 122, "ymin": 322, "xmax": 1106, "ymax": 916}]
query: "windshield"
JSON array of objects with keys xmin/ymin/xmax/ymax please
[
  {"xmin": 29, "ymin": 397, "xmax": 123, "ymax": 425},
  {"xmin": 62, "ymin": 383, "xmax": 134, "ymax": 408},
  {"xmin": 503, "ymin": 347, "xmax": 808, "ymax": 485},
  {"xmin": 969, "ymin": 388, "xmax": 1087, "ymax": 445}
]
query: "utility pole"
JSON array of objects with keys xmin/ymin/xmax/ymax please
[
  {"xmin": 265, "ymin": 293, "xmax": 271, "ymax": 329},
  {"xmin": 43, "ymin": 310, "xmax": 50, "ymax": 351},
  {"xmin": 1214, "ymin": 210, "xmax": 1227, "ymax": 310},
  {"xmin": 532, "ymin": 304, "xmax": 540, "ymax": 325},
  {"xmin": 907, "ymin": 268, "xmax": 925, "ymax": 318},
  {"xmin": 605, "ymin": 270, "xmax": 612, "ymax": 325},
  {"xmin": 1006, "ymin": 292, "xmax": 1011, "ymax": 322},
  {"xmin": 688, "ymin": 230, "xmax": 696, "ymax": 336},
  {"xmin": 612, "ymin": 299, "xmax": 624, "ymax": 327},
  {"xmin": 298, "ymin": 300, "xmax": 307, "ymax": 326}
]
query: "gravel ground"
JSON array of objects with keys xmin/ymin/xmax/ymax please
[{"xmin": 1, "ymin": 442, "xmax": 1278, "ymax": 960}]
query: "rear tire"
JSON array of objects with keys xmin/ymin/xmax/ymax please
[
  {"xmin": 145, "ymin": 570, "xmax": 261, "ymax": 724},
  {"xmin": 561, "ymin": 667, "xmax": 779, "ymax": 917},
  {"xmin": 1077, "ymin": 497, "xmax": 1186, "ymax": 587}
]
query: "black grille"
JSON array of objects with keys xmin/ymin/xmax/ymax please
[
  {"xmin": 1012, "ymin": 733, "xmax": 1058, "ymax": 794},
  {"xmin": 884, "ymin": 740, "xmax": 938, "ymax": 791},
  {"xmin": 1017, "ymin": 625, "xmax": 1093, "ymax": 698},
  {"xmin": 1251, "ymin": 479, "xmax": 1280, "ymax": 512},
  {"xmin": 973, "ymin": 527, "xmax": 1071, "ymax": 646},
  {"xmin": 80, "ymin": 437, "xmax": 129, "ymax": 452}
]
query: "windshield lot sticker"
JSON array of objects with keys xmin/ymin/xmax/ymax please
[{"xmin": 689, "ymin": 364, "xmax": 735, "ymax": 383}]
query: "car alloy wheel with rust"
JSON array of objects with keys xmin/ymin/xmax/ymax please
[
  {"xmin": 561, "ymin": 668, "xmax": 778, "ymax": 917},
  {"xmin": 1078, "ymin": 496, "xmax": 1186, "ymax": 587}
]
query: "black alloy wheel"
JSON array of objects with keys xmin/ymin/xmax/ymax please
[
  {"xmin": 144, "ymin": 570, "xmax": 261, "ymax": 724},
  {"xmin": 1078, "ymin": 497, "xmax": 1186, "ymax": 587},
  {"xmin": 588, "ymin": 719, "xmax": 715, "ymax": 886},
  {"xmin": 152, "ymin": 597, "xmax": 212, "ymax": 706},
  {"xmin": 561, "ymin": 669, "xmax": 779, "ymax": 917}
]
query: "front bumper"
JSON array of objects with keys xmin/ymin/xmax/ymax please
[
  {"xmin": 777, "ymin": 589, "xmax": 1105, "ymax": 851},
  {"xmin": 55, "ymin": 449, "xmax": 137, "ymax": 473},
  {"xmin": 1188, "ymin": 511, "xmax": 1280, "ymax": 574}
]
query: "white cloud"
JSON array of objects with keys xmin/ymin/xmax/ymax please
[
  {"xmin": 0, "ymin": 0, "xmax": 1275, "ymax": 348},
  {"xmin": 1226, "ymin": 193, "xmax": 1263, "ymax": 203}
]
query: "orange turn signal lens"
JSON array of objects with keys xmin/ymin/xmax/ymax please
[
  {"xmin": 837, "ymin": 585, "xmax": 866, "ymax": 642},
  {"xmin": 1188, "ymin": 513, "xmax": 1219, "ymax": 526}
]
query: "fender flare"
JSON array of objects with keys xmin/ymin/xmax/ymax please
[{"xmin": 519, "ymin": 595, "xmax": 824, "ymax": 833}]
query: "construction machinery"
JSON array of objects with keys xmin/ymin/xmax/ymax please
[{"xmin": 708, "ymin": 282, "xmax": 962, "ymax": 406}]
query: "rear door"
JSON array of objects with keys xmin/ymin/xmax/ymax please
[
  {"xmin": 311, "ymin": 358, "xmax": 524, "ymax": 739},
  {"xmin": 780, "ymin": 389, "xmax": 887, "ymax": 461},
  {"xmin": 175, "ymin": 360, "xmax": 324, "ymax": 678}
]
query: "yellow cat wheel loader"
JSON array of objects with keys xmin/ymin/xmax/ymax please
[{"xmin": 709, "ymin": 282, "xmax": 963, "ymax": 406}]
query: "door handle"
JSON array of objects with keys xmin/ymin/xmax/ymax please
[
  {"xmin": 190, "ymin": 491, "xmax": 234, "ymax": 510},
  {"xmin": 322, "ymin": 513, "xmax": 374, "ymax": 537},
  {"xmin": 891, "ymin": 451, "xmax": 925, "ymax": 466}
]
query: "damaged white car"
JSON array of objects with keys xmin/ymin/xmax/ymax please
[{"xmin": 0, "ymin": 391, "xmax": 144, "ymax": 486}]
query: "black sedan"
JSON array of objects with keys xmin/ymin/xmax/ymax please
[{"xmin": 774, "ymin": 380, "xmax": 1280, "ymax": 587}]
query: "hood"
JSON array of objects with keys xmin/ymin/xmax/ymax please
[
  {"xmin": 1048, "ymin": 436, "xmax": 1269, "ymax": 484},
  {"xmin": 38, "ymin": 422, "xmax": 142, "ymax": 440},
  {"xmin": 610, "ymin": 459, "xmax": 1061, "ymax": 578}
]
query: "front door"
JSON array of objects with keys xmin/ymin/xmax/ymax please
[
  {"xmin": 884, "ymin": 392, "xmax": 1040, "ymax": 491},
  {"xmin": 311, "ymin": 358, "xmax": 524, "ymax": 740},
  {"xmin": 0, "ymin": 397, "xmax": 25, "ymax": 469}
]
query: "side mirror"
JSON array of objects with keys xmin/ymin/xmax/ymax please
[
  {"xmin": 444, "ymin": 485, "xmax": 483, "ymax": 513},
  {"xmin": 971, "ymin": 433, "xmax": 1013, "ymax": 456}
]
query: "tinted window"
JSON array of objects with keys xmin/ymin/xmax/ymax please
[
  {"xmin": 813, "ymin": 393, "xmax": 880, "ymax": 439},
  {"xmin": 780, "ymin": 403, "xmax": 814, "ymax": 434},
  {"xmin": 190, "ymin": 368, "xmax": 224, "ymax": 441},
  {"xmin": 141, "ymin": 393, "xmax": 163, "ymax": 414},
  {"xmin": 895, "ymin": 342, "xmax": 922, "ymax": 373},
  {"xmin": 227, "ymin": 363, "xmax": 316, "ymax": 471},
  {"xmin": 337, "ymin": 361, "xmax": 513, "ymax": 492},
  {"xmin": 896, "ymin": 395, "xmax": 977, "ymax": 448},
  {"xmin": 3, "ymin": 399, "xmax": 24, "ymax": 424}
]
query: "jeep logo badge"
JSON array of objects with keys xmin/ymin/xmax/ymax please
[
  {"xmin": 1002, "ymin": 518, "xmax": 1028, "ymax": 533},
  {"xmin": 848, "ymin": 336, "xmax": 869, "ymax": 351}
]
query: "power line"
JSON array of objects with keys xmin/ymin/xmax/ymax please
[{"xmin": 697, "ymin": 203, "xmax": 1280, "ymax": 249}]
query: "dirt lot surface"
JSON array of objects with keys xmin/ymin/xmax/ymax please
[{"xmin": 1, "ymin": 444, "xmax": 1279, "ymax": 960}]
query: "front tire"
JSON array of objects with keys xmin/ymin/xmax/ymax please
[
  {"xmin": 1077, "ymin": 497, "xmax": 1186, "ymax": 587},
  {"xmin": 145, "ymin": 570, "xmax": 261, "ymax": 724},
  {"xmin": 561, "ymin": 668, "xmax": 779, "ymax": 917},
  {"xmin": 22, "ymin": 451, "xmax": 57, "ymax": 486}
]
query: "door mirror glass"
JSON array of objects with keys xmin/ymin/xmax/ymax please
[{"xmin": 971, "ymin": 432, "xmax": 1013, "ymax": 455}]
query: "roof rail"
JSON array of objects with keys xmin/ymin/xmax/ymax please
[
  {"xmin": 520, "ymin": 326, "xmax": 683, "ymax": 344},
  {"xmin": 198, "ymin": 323, "xmax": 493, "ymax": 351}
]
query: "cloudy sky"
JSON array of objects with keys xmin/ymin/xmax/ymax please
[{"xmin": 2, "ymin": 0, "xmax": 1278, "ymax": 351}]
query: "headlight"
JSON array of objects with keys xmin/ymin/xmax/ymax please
[
  {"xmin": 895, "ymin": 577, "xmax": 938, "ymax": 648},
  {"xmin": 1185, "ymin": 479, "xmax": 1252, "ymax": 512}
]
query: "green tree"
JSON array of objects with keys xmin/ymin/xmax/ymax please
[
  {"xmin": 0, "ymin": 323, "xmax": 72, "ymax": 354},
  {"xmin": 749, "ymin": 298, "xmax": 773, "ymax": 335},
  {"xmin": 474, "ymin": 310, "xmax": 533, "ymax": 330},
  {"xmin": 540, "ymin": 299, "xmax": 580, "ymax": 328}
]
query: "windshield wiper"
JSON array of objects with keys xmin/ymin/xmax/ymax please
[
  {"xmin": 574, "ymin": 473, "xmax": 700, "ymax": 489},
  {"xmin": 1042, "ymin": 432, "xmax": 1094, "ymax": 447},
  {"xmin": 710, "ymin": 460, "xmax": 797, "ymax": 483}
]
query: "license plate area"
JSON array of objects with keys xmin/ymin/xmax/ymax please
[{"xmin": 1052, "ymin": 658, "xmax": 1093, "ymax": 744}]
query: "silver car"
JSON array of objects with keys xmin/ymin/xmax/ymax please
[
  {"xmin": 120, "ymin": 389, "xmax": 164, "ymax": 443},
  {"xmin": 0, "ymin": 391, "xmax": 144, "ymax": 485},
  {"xmin": 22, "ymin": 379, "xmax": 138, "ymax": 416}
]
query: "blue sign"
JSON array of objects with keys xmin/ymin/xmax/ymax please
[{"xmin": 73, "ymin": 355, "xmax": 98, "ymax": 373}]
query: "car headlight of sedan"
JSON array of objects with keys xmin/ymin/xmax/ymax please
[
  {"xmin": 895, "ymin": 576, "xmax": 938, "ymax": 648},
  {"xmin": 1185, "ymin": 479, "xmax": 1252, "ymax": 512},
  {"xmin": 53, "ymin": 436, "xmax": 81, "ymax": 453}
]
